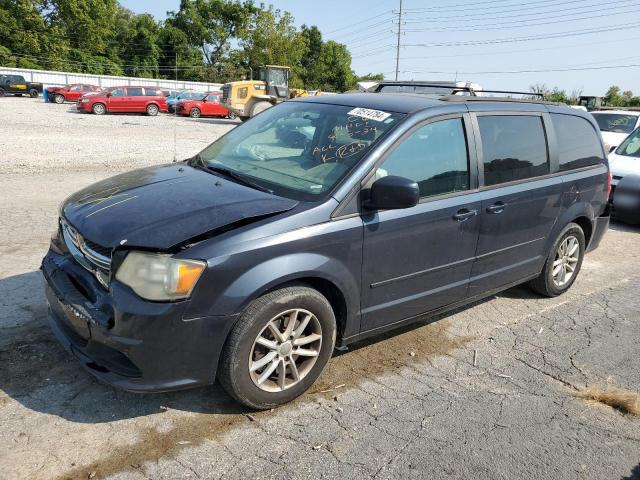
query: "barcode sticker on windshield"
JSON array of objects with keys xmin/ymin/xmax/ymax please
[{"xmin": 348, "ymin": 107, "xmax": 391, "ymax": 122}]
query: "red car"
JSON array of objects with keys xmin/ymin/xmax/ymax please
[
  {"xmin": 176, "ymin": 92, "xmax": 236, "ymax": 119},
  {"xmin": 47, "ymin": 84, "xmax": 101, "ymax": 104},
  {"xmin": 77, "ymin": 86, "xmax": 168, "ymax": 116}
]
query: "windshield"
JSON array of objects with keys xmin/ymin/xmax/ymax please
[
  {"xmin": 615, "ymin": 128, "xmax": 640, "ymax": 158},
  {"xmin": 592, "ymin": 113, "xmax": 638, "ymax": 133},
  {"xmin": 195, "ymin": 101, "xmax": 404, "ymax": 201}
]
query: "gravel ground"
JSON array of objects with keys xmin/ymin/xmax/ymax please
[
  {"xmin": 0, "ymin": 97, "xmax": 237, "ymax": 174},
  {"xmin": 1, "ymin": 98, "xmax": 639, "ymax": 480}
]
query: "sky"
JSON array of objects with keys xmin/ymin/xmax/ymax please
[{"xmin": 120, "ymin": 0, "xmax": 640, "ymax": 95}]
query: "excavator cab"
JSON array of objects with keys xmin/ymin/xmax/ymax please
[{"xmin": 258, "ymin": 66, "xmax": 290, "ymax": 99}]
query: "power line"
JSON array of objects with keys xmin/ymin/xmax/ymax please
[
  {"xmin": 403, "ymin": 0, "xmax": 638, "ymax": 23},
  {"xmin": 323, "ymin": 9, "xmax": 392, "ymax": 35},
  {"xmin": 401, "ymin": 22, "xmax": 638, "ymax": 48},
  {"xmin": 385, "ymin": 63, "xmax": 640, "ymax": 76},
  {"xmin": 403, "ymin": 5, "xmax": 640, "ymax": 33},
  {"xmin": 403, "ymin": 0, "xmax": 602, "ymax": 14},
  {"xmin": 361, "ymin": 35, "xmax": 640, "ymax": 68}
]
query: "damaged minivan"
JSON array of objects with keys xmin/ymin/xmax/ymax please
[{"xmin": 43, "ymin": 93, "xmax": 610, "ymax": 409}]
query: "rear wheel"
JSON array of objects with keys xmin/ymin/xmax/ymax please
[
  {"xmin": 529, "ymin": 223, "xmax": 585, "ymax": 297},
  {"xmin": 0, "ymin": 88, "xmax": 5, "ymax": 97},
  {"xmin": 146, "ymin": 104, "xmax": 159, "ymax": 116},
  {"xmin": 54, "ymin": 94, "xmax": 65, "ymax": 104},
  {"xmin": 250, "ymin": 101, "xmax": 272, "ymax": 117},
  {"xmin": 189, "ymin": 107, "xmax": 201, "ymax": 118},
  {"xmin": 92, "ymin": 103, "xmax": 106, "ymax": 115},
  {"xmin": 29, "ymin": 89, "xmax": 39, "ymax": 98},
  {"xmin": 227, "ymin": 111, "xmax": 237, "ymax": 120},
  {"xmin": 218, "ymin": 286, "xmax": 336, "ymax": 410}
]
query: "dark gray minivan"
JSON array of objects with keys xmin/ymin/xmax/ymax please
[{"xmin": 43, "ymin": 93, "xmax": 610, "ymax": 408}]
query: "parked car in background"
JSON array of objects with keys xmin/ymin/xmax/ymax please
[
  {"xmin": 47, "ymin": 84, "xmax": 101, "ymax": 104},
  {"xmin": 176, "ymin": 91, "xmax": 235, "ymax": 119},
  {"xmin": 162, "ymin": 89, "xmax": 179, "ymax": 98},
  {"xmin": 609, "ymin": 126, "xmax": 640, "ymax": 224},
  {"xmin": 591, "ymin": 110, "xmax": 640, "ymax": 152},
  {"xmin": 167, "ymin": 90, "xmax": 206, "ymax": 113},
  {"xmin": 0, "ymin": 74, "xmax": 43, "ymax": 97},
  {"xmin": 43, "ymin": 92, "xmax": 610, "ymax": 409},
  {"xmin": 77, "ymin": 86, "xmax": 167, "ymax": 115}
]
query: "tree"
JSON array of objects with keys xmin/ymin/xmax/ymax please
[
  {"xmin": 168, "ymin": 0, "xmax": 255, "ymax": 69},
  {"xmin": 314, "ymin": 40, "xmax": 355, "ymax": 92},
  {"xmin": 241, "ymin": 6, "xmax": 308, "ymax": 87}
]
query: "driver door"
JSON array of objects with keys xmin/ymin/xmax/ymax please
[{"xmin": 361, "ymin": 115, "xmax": 482, "ymax": 332}]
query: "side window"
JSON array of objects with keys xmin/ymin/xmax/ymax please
[
  {"xmin": 70, "ymin": 85, "xmax": 83, "ymax": 91},
  {"xmin": 478, "ymin": 115, "xmax": 549, "ymax": 186},
  {"xmin": 376, "ymin": 118, "xmax": 470, "ymax": 198},
  {"xmin": 551, "ymin": 114, "xmax": 603, "ymax": 171},
  {"xmin": 127, "ymin": 87, "xmax": 144, "ymax": 96},
  {"xmin": 207, "ymin": 95, "xmax": 219, "ymax": 102},
  {"xmin": 110, "ymin": 88, "xmax": 125, "ymax": 97}
]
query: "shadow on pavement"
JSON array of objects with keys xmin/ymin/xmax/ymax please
[
  {"xmin": 0, "ymin": 271, "xmax": 245, "ymax": 424},
  {"xmin": 0, "ymin": 268, "xmax": 534, "ymax": 425}
]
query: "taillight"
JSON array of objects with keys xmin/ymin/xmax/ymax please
[{"xmin": 606, "ymin": 169, "xmax": 612, "ymax": 199}]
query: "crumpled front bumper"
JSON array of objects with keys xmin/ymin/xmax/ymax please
[{"xmin": 42, "ymin": 250, "xmax": 238, "ymax": 392}]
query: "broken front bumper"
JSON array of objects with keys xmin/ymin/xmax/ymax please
[{"xmin": 42, "ymin": 250, "xmax": 237, "ymax": 392}]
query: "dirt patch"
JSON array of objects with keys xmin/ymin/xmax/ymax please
[
  {"xmin": 53, "ymin": 318, "xmax": 472, "ymax": 480},
  {"xmin": 574, "ymin": 385, "xmax": 640, "ymax": 416}
]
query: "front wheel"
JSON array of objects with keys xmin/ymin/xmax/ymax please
[
  {"xmin": 250, "ymin": 101, "xmax": 272, "ymax": 117},
  {"xmin": 529, "ymin": 222, "xmax": 585, "ymax": 297},
  {"xmin": 92, "ymin": 103, "xmax": 106, "ymax": 115},
  {"xmin": 146, "ymin": 104, "xmax": 159, "ymax": 116},
  {"xmin": 218, "ymin": 286, "xmax": 337, "ymax": 410}
]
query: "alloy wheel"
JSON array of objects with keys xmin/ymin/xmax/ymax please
[
  {"xmin": 249, "ymin": 308, "xmax": 322, "ymax": 393},
  {"xmin": 552, "ymin": 235, "xmax": 580, "ymax": 287}
]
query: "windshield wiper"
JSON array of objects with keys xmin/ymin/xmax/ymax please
[{"xmin": 189, "ymin": 154, "xmax": 274, "ymax": 194}]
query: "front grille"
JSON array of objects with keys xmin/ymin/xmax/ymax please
[
  {"xmin": 221, "ymin": 84, "xmax": 230, "ymax": 103},
  {"xmin": 61, "ymin": 219, "xmax": 112, "ymax": 287}
]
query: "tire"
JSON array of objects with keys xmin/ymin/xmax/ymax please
[
  {"xmin": 92, "ymin": 103, "xmax": 106, "ymax": 115},
  {"xmin": 54, "ymin": 93, "xmax": 65, "ymax": 104},
  {"xmin": 240, "ymin": 116, "xmax": 250, "ymax": 122},
  {"xmin": 146, "ymin": 104, "xmax": 159, "ymax": 116},
  {"xmin": 219, "ymin": 286, "xmax": 337, "ymax": 410},
  {"xmin": 227, "ymin": 111, "xmax": 237, "ymax": 120},
  {"xmin": 0, "ymin": 88, "xmax": 5, "ymax": 97},
  {"xmin": 529, "ymin": 222, "xmax": 586, "ymax": 297},
  {"xmin": 250, "ymin": 101, "xmax": 272, "ymax": 117},
  {"xmin": 189, "ymin": 107, "xmax": 201, "ymax": 118},
  {"xmin": 29, "ymin": 89, "xmax": 39, "ymax": 98}
]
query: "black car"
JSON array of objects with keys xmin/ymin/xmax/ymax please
[
  {"xmin": 42, "ymin": 92, "xmax": 610, "ymax": 409},
  {"xmin": 0, "ymin": 74, "xmax": 43, "ymax": 97}
]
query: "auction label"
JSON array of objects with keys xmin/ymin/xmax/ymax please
[{"xmin": 347, "ymin": 107, "xmax": 391, "ymax": 122}]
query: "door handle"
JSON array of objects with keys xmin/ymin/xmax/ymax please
[
  {"xmin": 486, "ymin": 202, "xmax": 506, "ymax": 214},
  {"xmin": 453, "ymin": 208, "xmax": 478, "ymax": 221}
]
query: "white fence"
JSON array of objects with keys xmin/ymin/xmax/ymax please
[{"xmin": 0, "ymin": 66, "xmax": 222, "ymax": 92}]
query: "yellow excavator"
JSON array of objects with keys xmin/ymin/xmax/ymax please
[{"xmin": 221, "ymin": 65, "xmax": 322, "ymax": 121}]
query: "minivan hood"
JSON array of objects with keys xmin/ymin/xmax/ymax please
[
  {"xmin": 601, "ymin": 131, "xmax": 630, "ymax": 149},
  {"xmin": 61, "ymin": 164, "xmax": 298, "ymax": 250}
]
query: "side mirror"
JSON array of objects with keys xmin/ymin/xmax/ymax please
[{"xmin": 366, "ymin": 175, "xmax": 419, "ymax": 210}]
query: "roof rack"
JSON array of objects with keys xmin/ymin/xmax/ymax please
[
  {"xmin": 440, "ymin": 95, "xmax": 559, "ymax": 105},
  {"xmin": 371, "ymin": 81, "xmax": 545, "ymax": 98}
]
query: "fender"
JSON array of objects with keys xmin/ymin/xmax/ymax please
[
  {"xmin": 544, "ymin": 200, "xmax": 596, "ymax": 255},
  {"xmin": 210, "ymin": 252, "xmax": 360, "ymax": 331}
]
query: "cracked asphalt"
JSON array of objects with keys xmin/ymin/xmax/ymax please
[{"xmin": 1, "ymin": 99, "xmax": 639, "ymax": 480}]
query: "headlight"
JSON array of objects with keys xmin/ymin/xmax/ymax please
[{"xmin": 115, "ymin": 251, "xmax": 206, "ymax": 301}]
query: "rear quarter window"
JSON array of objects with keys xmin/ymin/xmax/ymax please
[
  {"xmin": 127, "ymin": 87, "xmax": 144, "ymax": 96},
  {"xmin": 478, "ymin": 115, "xmax": 549, "ymax": 186},
  {"xmin": 551, "ymin": 114, "xmax": 603, "ymax": 171}
]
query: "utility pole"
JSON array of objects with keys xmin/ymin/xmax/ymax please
[{"xmin": 394, "ymin": 0, "xmax": 403, "ymax": 81}]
